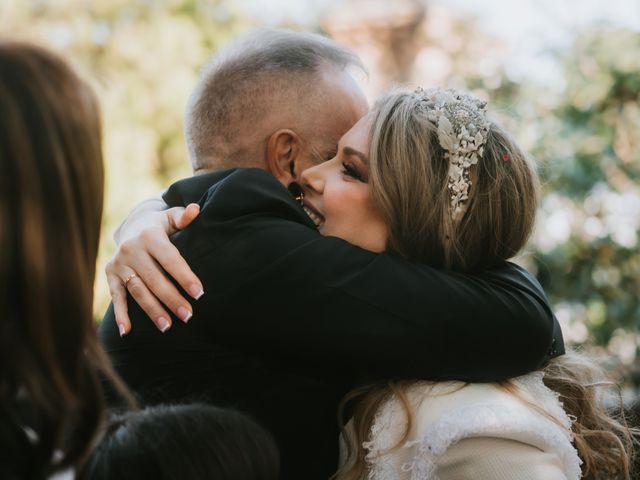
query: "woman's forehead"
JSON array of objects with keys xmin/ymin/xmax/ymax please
[{"xmin": 339, "ymin": 113, "xmax": 374, "ymax": 154}]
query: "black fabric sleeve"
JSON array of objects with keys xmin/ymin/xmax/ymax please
[{"xmin": 160, "ymin": 168, "xmax": 562, "ymax": 382}]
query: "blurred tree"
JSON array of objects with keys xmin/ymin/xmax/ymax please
[
  {"xmin": 527, "ymin": 29, "xmax": 640, "ymax": 364},
  {"xmin": 0, "ymin": 0, "xmax": 253, "ymax": 315},
  {"xmin": 321, "ymin": 2, "xmax": 521, "ymax": 107}
]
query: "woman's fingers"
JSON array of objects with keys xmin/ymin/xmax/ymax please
[
  {"xmin": 169, "ymin": 203, "xmax": 200, "ymax": 230},
  {"xmin": 106, "ymin": 269, "xmax": 131, "ymax": 336},
  {"xmin": 106, "ymin": 206, "xmax": 203, "ymax": 334},
  {"xmin": 116, "ymin": 234, "xmax": 191, "ymax": 329},
  {"xmin": 127, "ymin": 234, "xmax": 196, "ymax": 322},
  {"xmin": 123, "ymin": 272, "xmax": 173, "ymax": 332},
  {"xmin": 106, "ymin": 259, "xmax": 175, "ymax": 334},
  {"xmin": 106, "ymin": 232, "xmax": 190, "ymax": 333},
  {"xmin": 142, "ymin": 226, "xmax": 204, "ymax": 301}
]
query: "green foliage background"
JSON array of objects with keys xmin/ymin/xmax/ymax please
[
  {"xmin": 528, "ymin": 30, "xmax": 640, "ymax": 366},
  {"xmin": 2, "ymin": 1, "xmax": 638, "ymax": 379},
  {"xmin": 1, "ymin": 0, "xmax": 254, "ymax": 315}
]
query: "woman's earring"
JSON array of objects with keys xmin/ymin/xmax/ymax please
[{"xmin": 288, "ymin": 182, "xmax": 305, "ymax": 206}]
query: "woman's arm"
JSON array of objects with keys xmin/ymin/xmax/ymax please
[
  {"xmin": 106, "ymin": 171, "xmax": 258, "ymax": 334},
  {"xmin": 106, "ymin": 197, "xmax": 202, "ymax": 335}
]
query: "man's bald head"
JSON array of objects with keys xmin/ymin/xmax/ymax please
[{"xmin": 184, "ymin": 28, "xmax": 367, "ymax": 172}]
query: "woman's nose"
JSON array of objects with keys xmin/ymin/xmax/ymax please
[{"xmin": 300, "ymin": 162, "xmax": 325, "ymax": 194}]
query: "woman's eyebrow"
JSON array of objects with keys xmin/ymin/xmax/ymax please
[{"xmin": 343, "ymin": 146, "xmax": 369, "ymax": 164}]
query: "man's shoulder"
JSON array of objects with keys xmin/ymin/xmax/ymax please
[
  {"xmin": 163, "ymin": 168, "xmax": 275, "ymax": 206},
  {"xmin": 203, "ymin": 168, "xmax": 293, "ymax": 209},
  {"xmin": 177, "ymin": 169, "xmax": 315, "ymax": 230},
  {"xmin": 163, "ymin": 168, "xmax": 295, "ymax": 211}
]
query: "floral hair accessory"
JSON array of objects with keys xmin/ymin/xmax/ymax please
[
  {"xmin": 414, "ymin": 87, "xmax": 490, "ymax": 221},
  {"xmin": 502, "ymin": 153, "xmax": 510, "ymax": 161}
]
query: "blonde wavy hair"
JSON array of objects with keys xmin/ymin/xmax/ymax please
[{"xmin": 333, "ymin": 89, "xmax": 637, "ymax": 480}]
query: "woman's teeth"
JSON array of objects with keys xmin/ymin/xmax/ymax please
[{"xmin": 303, "ymin": 206, "xmax": 324, "ymax": 228}]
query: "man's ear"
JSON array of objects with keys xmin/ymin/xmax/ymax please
[{"xmin": 266, "ymin": 129, "xmax": 302, "ymax": 186}]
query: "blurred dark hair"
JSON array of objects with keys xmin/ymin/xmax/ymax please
[
  {"xmin": 0, "ymin": 41, "xmax": 132, "ymax": 478},
  {"xmin": 79, "ymin": 403, "xmax": 280, "ymax": 480}
]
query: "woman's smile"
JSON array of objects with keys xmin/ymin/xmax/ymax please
[{"xmin": 302, "ymin": 199, "xmax": 325, "ymax": 228}]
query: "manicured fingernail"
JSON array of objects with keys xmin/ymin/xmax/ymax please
[
  {"xmin": 189, "ymin": 284, "xmax": 204, "ymax": 300},
  {"xmin": 118, "ymin": 324, "xmax": 126, "ymax": 337},
  {"xmin": 177, "ymin": 306, "xmax": 192, "ymax": 323},
  {"xmin": 158, "ymin": 317, "xmax": 171, "ymax": 332}
]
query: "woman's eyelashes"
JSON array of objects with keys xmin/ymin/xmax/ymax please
[{"xmin": 342, "ymin": 162, "xmax": 366, "ymax": 182}]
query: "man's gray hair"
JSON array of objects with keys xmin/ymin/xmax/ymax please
[{"xmin": 184, "ymin": 28, "xmax": 364, "ymax": 170}]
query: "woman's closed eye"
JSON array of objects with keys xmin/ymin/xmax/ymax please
[{"xmin": 342, "ymin": 162, "xmax": 366, "ymax": 182}]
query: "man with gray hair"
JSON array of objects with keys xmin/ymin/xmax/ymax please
[
  {"xmin": 185, "ymin": 28, "xmax": 368, "ymax": 173},
  {"xmin": 101, "ymin": 29, "xmax": 561, "ymax": 479},
  {"xmin": 108, "ymin": 29, "xmax": 368, "ymax": 331}
]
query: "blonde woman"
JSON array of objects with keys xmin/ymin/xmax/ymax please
[{"xmin": 302, "ymin": 88, "xmax": 634, "ymax": 480}]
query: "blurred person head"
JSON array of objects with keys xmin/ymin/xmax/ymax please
[
  {"xmin": 185, "ymin": 28, "xmax": 369, "ymax": 185},
  {"xmin": 79, "ymin": 403, "xmax": 280, "ymax": 480},
  {"xmin": 297, "ymin": 87, "xmax": 636, "ymax": 480},
  {"xmin": 0, "ymin": 42, "xmax": 131, "ymax": 478}
]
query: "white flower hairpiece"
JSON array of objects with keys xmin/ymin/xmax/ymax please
[{"xmin": 414, "ymin": 87, "xmax": 490, "ymax": 221}]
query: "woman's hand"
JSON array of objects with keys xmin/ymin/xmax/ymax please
[{"xmin": 106, "ymin": 201, "xmax": 203, "ymax": 336}]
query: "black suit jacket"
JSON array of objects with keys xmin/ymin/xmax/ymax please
[{"xmin": 100, "ymin": 168, "xmax": 563, "ymax": 479}]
